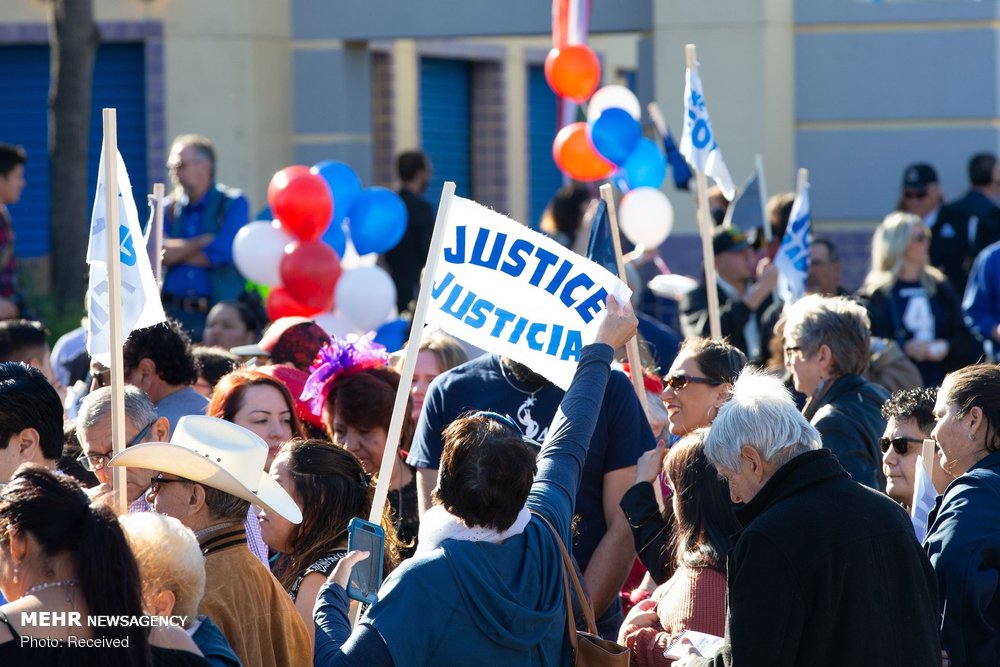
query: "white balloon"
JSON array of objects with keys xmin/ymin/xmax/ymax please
[
  {"xmin": 335, "ymin": 266, "xmax": 397, "ymax": 333},
  {"xmin": 339, "ymin": 237, "xmax": 379, "ymax": 270},
  {"xmin": 587, "ymin": 85, "xmax": 642, "ymax": 123},
  {"xmin": 647, "ymin": 274, "xmax": 699, "ymax": 301},
  {"xmin": 232, "ymin": 221, "xmax": 294, "ymax": 287},
  {"xmin": 313, "ymin": 311, "xmax": 359, "ymax": 338},
  {"xmin": 618, "ymin": 187, "xmax": 674, "ymax": 249}
]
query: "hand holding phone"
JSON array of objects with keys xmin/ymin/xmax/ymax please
[{"xmin": 346, "ymin": 518, "xmax": 385, "ymax": 604}]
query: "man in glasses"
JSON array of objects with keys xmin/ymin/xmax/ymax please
[
  {"xmin": 76, "ymin": 385, "xmax": 169, "ymax": 513},
  {"xmin": 161, "ymin": 134, "xmax": 250, "ymax": 342},
  {"xmin": 880, "ymin": 387, "xmax": 952, "ymax": 511}
]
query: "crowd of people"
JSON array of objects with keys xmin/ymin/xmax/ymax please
[{"xmin": 0, "ymin": 134, "xmax": 997, "ymax": 667}]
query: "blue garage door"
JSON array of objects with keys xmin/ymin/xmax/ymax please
[
  {"xmin": 0, "ymin": 42, "xmax": 148, "ymax": 257},
  {"xmin": 527, "ymin": 65, "xmax": 564, "ymax": 231},
  {"xmin": 420, "ymin": 57, "xmax": 471, "ymax": 205}
]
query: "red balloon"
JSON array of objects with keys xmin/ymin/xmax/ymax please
[
  {"xmin": 267, "ymin": 167, "xmax": 334, "ymax": 242},
  {"xmin": 544, "ymin": 45, "xmax": 601, "ymax": 102},
  {"xmin": 552, "ymin": 122, "xmax": 615, "ymax": 182},
  {"xmin": 266, "ymin": 286, "xmax": 321, "ymax": 320},
  {"xmin": 279, "ymin": 241, "xmax": 342, "ymax": 313}
]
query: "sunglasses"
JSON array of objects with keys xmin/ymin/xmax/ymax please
[
  {"xmin": 663, "ymin": 372, "xmax": 723, "ymax": 391},
  {"xmin": 903, "ymin": 189, "xmax": 928, "ymax": 200},
  {"xmin": 148, "ymin": 475, "xmax": 192, "ymax": 495},
  {"xmin": 911, "ymin": 230, "xmax": 929, "ymax": 243},
  {"xmin": 76, "ymin": 421, "xmax": 158, "ymax": 472},
  {"xmin": 879, "ymin": 435, "xmax": 925, "ymax": 455}
]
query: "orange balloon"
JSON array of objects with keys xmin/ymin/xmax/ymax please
[
  {"xmin": 544, "ymin": 45, "xmax": 601, "ymax": 102},
  {"xmin": 552, "ymin": 122, "xmax": 615, "ymax": 182}
]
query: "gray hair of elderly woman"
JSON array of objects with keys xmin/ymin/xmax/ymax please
[
  {"xmin": 119, "ymin": 512, "xmax": 205, "ymax": 623},
  {"xmin": 76, "ymin": 385, "xmax": 158, "ymax": 433},
  {"xmin": 782, "ymin": 293, "xmax": 871, "ymax": 378},
  {"xmin": 705, "ymin": 368, "xmax": 821, "ymax": 472}
]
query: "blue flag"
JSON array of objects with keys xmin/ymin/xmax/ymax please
[
  {"xmin": 585, "ymin": 200, "xmax": 618, "ymax": 274},
  {"xmin": 724, "ymin": 170, "xmax": 764, "ymax": 236}
]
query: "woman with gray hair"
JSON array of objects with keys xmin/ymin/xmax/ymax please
[
  {"xmin": 781, "ymin": 294, "xmax": 889, "ymax": 490},
  {"xmin": 857, "ymin": 211, "xmax": 980, "ymax": 386},
  {"xmin": 120, "ymin": 512, "xmax": 241, "ymax": 667}
]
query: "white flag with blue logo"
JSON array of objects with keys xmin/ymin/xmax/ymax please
[
  {"xmin": 910, "ymin": 454, "xmax": 938, "ymax": 541},
  {"xmin": 775, "ymin": 181, "xmax": 811, "ymax": 304},
  {"xmin": 679, "ymin": 61, "xmax": 735, "ymax": 199},
  {"xmin": 86, "ymin": 145, "xmax": 166, "ymax": 367}
]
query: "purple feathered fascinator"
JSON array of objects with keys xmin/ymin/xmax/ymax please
[{"xmin": 301, "ymin": 333, "xmax": 390, "ymax": 416}]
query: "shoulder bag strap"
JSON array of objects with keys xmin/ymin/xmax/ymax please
[{"xmin": 532, "ymin": 511, "xmax": 599, "ymax": 635}]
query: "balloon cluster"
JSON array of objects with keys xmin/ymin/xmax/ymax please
[
  {"xmin": 232, "ymin": 161, "xmax": 407, "ymax": 345},
  {"xmin": 544, "ymin": 45, "xmax": 674, "ymax": 249}
]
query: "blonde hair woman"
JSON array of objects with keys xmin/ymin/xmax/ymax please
[{"xmin": 857, "ymin": 211, "xmax": 980, "ymax": 387}]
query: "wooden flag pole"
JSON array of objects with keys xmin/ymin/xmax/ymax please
[
  {"xmin": 149, "ymin": 183, "xmax": 165, "ymax": 285},
  {"xmin": 102, "ymin": 109, "xmax": 128, "ymax": 516},
  {"xmin": 687, "ymin": 44, "xmax": 722, "ymax": 341},
  {"xmin": 921, "ymin": 438, "xmax": 936, "ymax": 479},
  {"xmin": 755, "ymin": 154, "xmax": 772, "ymax": 243},
  {"xmin": 794, "ymin": 168, "xmax": 808, "ymax": 209},
  {"xmin": 599, "ymin": 184, "xmax": 651, "ymax": 420}
]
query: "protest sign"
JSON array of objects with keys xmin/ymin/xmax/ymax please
[{"xmin": 425, "ymin": 195, "xmax": 631, "ymax": 390}]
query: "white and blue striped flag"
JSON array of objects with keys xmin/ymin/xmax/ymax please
[
  {"xmin": 86, "ymin": 145, "xmax": 166, "ymax": 367},
  {"xmin": 679, "ymin": 59, "xmax": 735, "ymax": 199},
  {"xmin": 775, "ymin": 180, "xmax": 811, "ymax": 304}
]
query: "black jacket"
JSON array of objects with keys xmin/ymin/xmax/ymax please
[
  {"xmin": 693, "ymin": 450, "xmax": 941, "ymax": 667},
  {"xmin": 619, "ymin": 481, "xmax": 676, "ymax": 585},
  {"xmin": 681, "ymin": 280, "xmax": 774, "ymax": 365},
  {"xmin": 804, "ymin": 373, "xmax": 889, "ymax": 491},
  {"xmin": 930, "ymin": 191, "xmax": 1000, "ymax": 294},
  {"xmin": 859, "ymin": 276, "xmax": 983, "ymax": 387}
]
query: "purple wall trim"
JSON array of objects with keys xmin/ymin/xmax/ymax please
[{"xmin": 0, "ymin": 20, "xmax": 166, "ymax": 190}]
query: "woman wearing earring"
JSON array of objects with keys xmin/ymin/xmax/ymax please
[
  {"xmin": 924, "ymin": 364, "xmax": 1000, "ymax": 667},
  {"xmin": 258, "ymin": 440, "xmax": 401, "ymax": 643},
  {"xmin": 782, "ymin": 294, "xmax": 890, "ymax": 491},
  {"xmin": 858, "ymin": 211, "xmax": 980, "ymax": 388},
  {"xmin": 621, "ymin": 338, "xmax": 747, "ymax": 585}
]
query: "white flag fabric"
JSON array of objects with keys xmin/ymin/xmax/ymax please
[
  {"xmin": 425, "ymin": 196, "xmax": 631, "ymax": 390},
  {"xmin": 680, "ymin": 62, "xmax": 735, "ymax": 199},
  {"xmin": 910, "ymin": 455, "xmax": 938, "ymax": 541},
  {"xmin": 86, "ymin": 146, "xmax": 166, "ymax": 368},
  {"xmin": 775, "ymin": 182, "xmax": 811, "ymax": 305}
]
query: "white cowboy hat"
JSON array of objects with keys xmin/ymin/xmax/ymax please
[{"xmin": 109, "ymin": 415, "xmax": 302, "ymax": 524}]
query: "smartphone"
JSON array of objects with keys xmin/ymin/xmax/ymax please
[{"xmin": 346, "ymin": 518, "xmax": 385, "ymax": 605}]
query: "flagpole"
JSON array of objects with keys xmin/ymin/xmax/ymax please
[
  {"xmin": 687, "ymin": 45, "xmax": 722, "ymax": 341},
  {"xmin": 921, "ymin": 438, "xmax": 935, "ymax": 479},
  {"xmin": 755, "ymin": 155, "xmax": 772, "ymax": 243},
  {"xmin": 794, "ymin": 168, "xmax": 808, "ymax": 209},
  {"xmin": 149, "ymin": 183, "xmax": 164, "ymax": 285},
  {"xmin": 102, "ymin": 109, "xmax": 128, "ymax": 516},
  {"xmin": 599, "ymin": 184, "xmax": 651, "ymax": 421}
]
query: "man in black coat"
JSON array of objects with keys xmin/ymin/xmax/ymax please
[
  {"xmin": 382, "ymin": 150, "xmax": 435, "ymax": 315},
  {"xmin": 681, "ymin": 227, "xmax": 777, "ymax": 365},
  {"xmin": 675, "ymin": 369, "xmax": 941, "ymax": 667}
]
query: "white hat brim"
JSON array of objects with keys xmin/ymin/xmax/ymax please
[{"xmin": 110, "ymin": 443, "xmax": 303, "ymax": 524}]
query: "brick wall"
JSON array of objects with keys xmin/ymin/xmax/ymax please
[
  {"xmin": 470, "ymin": 60, "xmax": 508, "ymax": 214},
  {"xmin": 370, "ymin": 51, "xmax": 395, "ymax": 188}
]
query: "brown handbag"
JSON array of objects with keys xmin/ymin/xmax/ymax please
[{"xmin": 535, "ymin": 512, "xmax": 631, "ymax": 666}]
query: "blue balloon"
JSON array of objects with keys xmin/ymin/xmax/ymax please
[
  {"xmin": 621, "ymin": 138, "xmax": 667, "ymax": 189},
  {"xmin": 589, "ymin": 108, "xmax": 641, "ymax": 165},
  {"xmin": 311, "ymin": 161, "xmax": 362, "ymax": 226},
  {"xmin": 254, "ymin": 205, "xmax": 272, "ymax": 221},
  {"xmin": 323, "ymin": 220, "xmax": 348, "ymax": 258},
  {"xmin": 348, "ymin": 187, "xmax": 408, "ymax": 255},
  {"xmin": 374, "ymin": 317, "xmax": 409, "ymax": 352}
]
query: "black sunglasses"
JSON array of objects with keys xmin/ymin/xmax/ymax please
[
  {"xmin": 903, "ymin": 189, "xmax": 928, "ymax": 200},
  {"xmin": 148, "ymin": 476, "xmax": 192, "ymax": 495},
  {"xmin": 663, "ymin": 372, "xmax": 723, "ymax": 391},
  {"xmin": 879, "ymin": 435, "xmax": 925, "ymax": 455}
]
